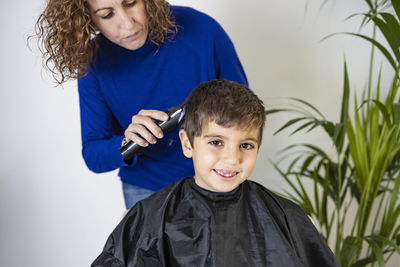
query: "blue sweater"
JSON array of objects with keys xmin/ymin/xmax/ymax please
[{"xmin": 78, "ymin": 6, "xmax": 248, "ymax": 191}]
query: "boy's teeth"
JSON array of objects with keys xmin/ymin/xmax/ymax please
[{"xmin": 215, "ymin": 169, "xmax": 237, "ymax": 177}]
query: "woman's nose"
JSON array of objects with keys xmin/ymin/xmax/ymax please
[{"xmin": 118, "ymin": 10, "xmax": 135, "ymax": 30}]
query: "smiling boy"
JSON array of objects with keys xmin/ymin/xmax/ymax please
[
  {"xmin": 180, "ymin": 122, "xmax": 259, "ymax": 192},
  {"xmin": 92, "ymin": 80, "xmax": 340, "ymax": 267},
  {"xmin": 178, "ymin": 80, "xmax": 264, "ymax": 194}
]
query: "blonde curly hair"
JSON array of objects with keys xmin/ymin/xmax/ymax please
[{"xmin": 33, "ymin": 0, "xmax": 176, "ymax": 84}]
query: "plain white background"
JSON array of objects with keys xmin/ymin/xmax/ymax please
[{"xmin": 0, "ymin": 0, "xmax": 398, "ymax": 266}]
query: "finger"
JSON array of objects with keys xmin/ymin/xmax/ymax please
[
  {"xmin": 137, "ymin": 109, "xmax": 169, "ymax": 122},
  {"xmin": 131, "ymin": 114, "xmax": 166, "ymax": 139},
  {"xmin": 125, "ymin": 124, "xmax": 158, "ymax": 146},
  {"xmin": 124, "ymin": 132, "xmax": 149, "ymax": 147}
]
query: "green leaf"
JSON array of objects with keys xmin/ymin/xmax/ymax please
[
  {"xmin": 332, "ymin": 123, "xmax": 345, "ymax": 150},
  {"xmin": 271, "ymin": 161, "xmax": 304, "ymax": 203},
  {"xmin": 302, "ymin": 144, "xmax": 330, "ymax": 159},
  {"xmin": 324, "ymin": 32, "xmax": 397, "ymax": 70},
  {"xmin": 347, "ymin": 114, "xmax": 369, "ymax": 190},
  {"xmin": 288, "ymin": 97, "xmax": 326, "ymax": 119},
  {"xmin": 347, "ymin": 179, "xmax": 361, "ymax": 202},
  {"xmin": 371, "ymin": 13, "xmax": 400, "ymax": 61},
  {"xmin": 273, "ymin": 117, "xmax": 310, "ymax": 135},
  {"xmin": 380, "ymin": 172, "xmax": 400, "ymax": 238},
  {"xmin": 391, "ymin": 0, "xmax": 400, "ymax": 26},
  {"xmin": 340, "ymin": 236, "xmax": 363, "ymax": 267},
  {"xmin": 370, "ymin": 99, "xmax": 392, "ymax": 126},
  {"xmin": 300, "ymin": 154, "xmax": 316, "ymax": 174},
  {"xmin": 381, "ymin": 12, "xmax": 400, "ymax": 48},
  {"xmin": 367, "ymin": 240, "xmax": 385, "ymax": 267},
  {"xmin": 320, "ymin": 164, "xmax": 331, "ymax": 226},
  {"xmin": 326, "ymin": 211, "xmax": 336, "ymax": 241},
  {"xmin": 286, "ymin": 154, "xmax": 304, "ymax": 172},
  {"xmin": 290, "ymin": 120, "xmax": 315, "ymax": 135},
  {"xmin": 337, "ymin": 61, "xmax": 350, "ymax": 153},
  {"xmin": 367, "ymin": 234, "xmax": 400, "ymax": 255},
  {"xmin": 393, "ymin": 103, "xmax": 400, "ymax": 124},
  {"xmin": 266, "ymin": 108, "xmax": 293, "ymax": 115},
  {"xmin": 364, "ymin": 0, "xmax": 374, "ymax": 11},
  {"xmin": 352, "ymin": 256, "xmax": 376, "ymax": 267},
  {"xmin": 295, "ymin": 174, "xmax": 315, "ymax": 214},
  {"xmin": 311, "ymin": 168, "xmax": 320, "ymax": 216},
  {"xmin": 368, "ymin": 241, "xmax": 385, "ymax": 267},
  {"xmin": 321, "ymin": 121, "xmax": 336, "ymax": 138},
  {"xmin": 340, "ymin": 61, "xmax": 350, "ymax": 124},
  {"xmin": 281, "ymin": 189, "xmax": 304, "ymax": 207}
]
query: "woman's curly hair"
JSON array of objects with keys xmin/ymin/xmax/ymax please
[{"xmin": 33, "ymin": 0, "xmax": 176, "ymax": 84}]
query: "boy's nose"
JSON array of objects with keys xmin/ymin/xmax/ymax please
[{"xmin": 222, "ymin": 146, "xmax": 241, "ymax": 165}]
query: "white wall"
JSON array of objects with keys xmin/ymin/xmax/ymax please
[{"xmin": 0, "ymin": 0, "xmax": 397, "ymax": 266}]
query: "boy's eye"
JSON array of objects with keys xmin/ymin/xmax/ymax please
[
  {"xmin": 209, "ymin": 140, "xmax": 222, "ymax": 146},
  {"xmin": 240, "ymin": 143, "xmax": 255, "ymax": 150},
  {"xmin": 124, "ymin": 0, "xmax": 137, "ymax": 7}
]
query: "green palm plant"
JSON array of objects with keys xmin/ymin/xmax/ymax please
[{"xmin": 268, "ymin": 0, "xmax": 400, "ymax": 266}]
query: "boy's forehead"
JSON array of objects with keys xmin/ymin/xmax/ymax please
[{"xmin": 200, "ymin": 120, "xmax": 260, "ymax": 140}]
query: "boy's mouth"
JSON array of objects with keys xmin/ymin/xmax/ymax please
[{"xmin": 214, "ymin": 169, "xmax": 239, "ymax": 179}]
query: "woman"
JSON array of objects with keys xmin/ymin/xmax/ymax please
[{"xmin": 35, "ymin": 0, "xmax": 248, "ymax": 209}]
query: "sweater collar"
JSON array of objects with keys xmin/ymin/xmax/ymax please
[{"xmin": 97, "ymin": 33, "xmax": 156, "ymax": 56}]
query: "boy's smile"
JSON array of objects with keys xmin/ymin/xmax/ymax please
[{"xmin": 180, "ymin": 121, "xmax": 260, "ymax": 192}]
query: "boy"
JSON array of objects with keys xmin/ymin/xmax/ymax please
[{"xmin": 92, "ymin": 80, "xmax": 340, "ymax": 267}]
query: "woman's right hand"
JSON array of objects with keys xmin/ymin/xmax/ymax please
[{"xmin": 123, "ymin": 109, "xmax": 169, "ymax": 147}]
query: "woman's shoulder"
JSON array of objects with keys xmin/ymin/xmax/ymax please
[
  {"xmin": 171, "ymin": 6, "xmax": 222, "ymax": 33},
  {"xmin": 172, "ymin": 6, "xmax": 214, "ymax": 22}
]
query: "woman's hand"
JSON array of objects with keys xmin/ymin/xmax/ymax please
[{"xmin": 123, "ymin": 109, "xmax": 169, "ymax": 147}]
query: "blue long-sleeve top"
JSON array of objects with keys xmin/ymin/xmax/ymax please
[{"xmin": 78, "ymin": 6, "xmax": 248, "ymax": 191}]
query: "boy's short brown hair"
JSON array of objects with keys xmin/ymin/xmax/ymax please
[{"xmin": 182, "ymin": 79, "xmax": 266, "ymax": 145}]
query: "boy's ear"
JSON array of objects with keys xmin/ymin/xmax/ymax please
[{"xmin": 179, "ymin": 129, "xmax": 193, "ymax": 158}]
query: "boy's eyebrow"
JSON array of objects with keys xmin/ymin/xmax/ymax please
[
  {"xmin": 203, "ymin": 134, "xmax": 258, "ymax": 143},
  {"xmin": 244, "ymin": 137, "xmax": 259, "ymax": 143},
  {"xmin": 203, "ymin": 134, "xmax": 225, "ymax": 139}
]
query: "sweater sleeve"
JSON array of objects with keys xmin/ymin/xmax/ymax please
[
  {"xmin": 78, "ymin": 71, "xmax": 136, "ymax": 173},
  {"xmin": 212, "ymin": 20, "xmax": 248, "ymax": 87}
]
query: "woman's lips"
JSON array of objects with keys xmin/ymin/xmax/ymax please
[{"xmin": 124, "ymin": 31, "xmax": 140, "ymax": 41}]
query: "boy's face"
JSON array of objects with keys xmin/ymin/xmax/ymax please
[{"xmin": 179, "ymin": 121, "xmax": 260, "ymax": 192}]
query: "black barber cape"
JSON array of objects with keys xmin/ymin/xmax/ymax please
[{"xmin": 92, "ymin": 178, "xmax": 340, "ymax": 267}]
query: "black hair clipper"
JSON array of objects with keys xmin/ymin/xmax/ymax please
[{"xmin": 120, "ymin": 106, "xmax": 186, "ymax": 162}]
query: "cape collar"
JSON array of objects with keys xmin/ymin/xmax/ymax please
[{"xmin": 188, "ymin": 178, "xmax": 243, "ymax": 203}]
